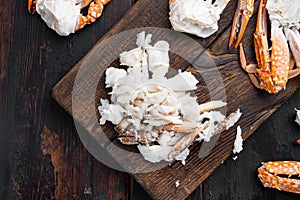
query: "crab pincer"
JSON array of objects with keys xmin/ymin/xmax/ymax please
[
  {"xmin": 229, "ymin": 0, "xmax": 254, "ymax": 48},
  {"xmin": 258, "ymin": 161, "xmax": 300, "ymax": 194},
  {"xmin": 237, "ymin": 0, "xmax": 300, "ymax": 94}
]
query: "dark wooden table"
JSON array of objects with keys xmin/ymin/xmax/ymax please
[{"xmin": 1, "ymin": 0, "xmax": 300, "ymax": 199}]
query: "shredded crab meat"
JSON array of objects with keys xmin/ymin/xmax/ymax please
[
  {"xmin": 98, "ymin": 32, "xmax": 242, "ymax": 164},
  {"xmin": 169, "ymin": 0, "xmax": 231, "ymax": 38}
]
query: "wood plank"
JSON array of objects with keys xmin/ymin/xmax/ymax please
[{"xmin": 51, "ymin": 0, "xmax": 300, "ymax": 199}]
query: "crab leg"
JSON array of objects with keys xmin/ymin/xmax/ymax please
[
  {"xmin": 28, "ymin": 0, "xmax": 36, "ymax": 13},
  {"xmin": 252, "ymin": 0, "xmax": 278, "ymax": 93},
  {"xmin": 239, "ymin": 43, "xmax": 262, "ymax": 89},
  {"xmin": 262, "ymin": 161, "xmax": 300, "ymax": 176},
  {"xmin": 258, "ymin": 161, "xmax": 300, "ymax": 194},
  {"xmin": 269, "ymin": 25, "xmax": 290, "ymax": 91},
  {"xmin": 229, "ymin": 0, "xmax": 254, "ymax": 48}
]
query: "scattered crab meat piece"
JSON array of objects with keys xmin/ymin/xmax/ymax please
[
  {"xmin": 169, "ymin": 0, "xmax": 231, "ymax": 38},
  {"xmin": 232, "ymin": 156, "xmax": 238, "ymax": 161},
  {"xmin": 294, "ymin": 108, "xmax": 300, "ymax": 144},
  {"xmin": 118, "ymin": 137, "xmax": 139, "ymax": 145},
  {"xmin": 162, "ymin": 122, "xmax": 198, "ymax": 133},
  {"xmin": 232, "ymin": 126, "xmax": 243, "ymax": 154},
  {"xmin": 105, "ymin": 67, "xmax": 127, "ymax": 88},
  {"xmin": 115, "ymin": 117, "xmax": 132, "ymax": 135},
  {"xmin": 168, "ymin": 121, "xmax": 210, "ymax": 160},
  {"xmin": 175, "ymin": 148, "xmax": 190, "ymax": 165},
  {"xmin": 295, "ymin": 108, "xmax": 300, "ymax": 126},
  {"xmin": 98, "ymin": 99, "xmax": 125, "ymax": 125},
  {"xmin": 175, "ymin": 180, "xmax": 180, "ymax": 187},
  {"xmin": 213, "ymin": 109, "xmax": 242, "ymax": 133},
  {"xmin": 98, "ymin": 32, "xmax": 242, "ymax": 164},
  {"xmin": 163, "ymin": 70, "xmax": 199, "ymax": 91},
  {"xmin": 258, "ymin": 161, "xmax": 300, "ymax": 194},
  {"xmin": 157, "ymin": 131, "xmax": 174, "ymax": 146},
  {"xmin": 202, "ymin": 109, "xmax": 242, "ymax": 142},
  {"xmin": 137, "ymin": 145, "xmax": 173, "ymax": 163},
  {"xmin": 198, "ymin": 100, "xmax": 227, "ymax": 113}
]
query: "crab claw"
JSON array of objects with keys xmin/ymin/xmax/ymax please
[
  {"xmin": 28, "ymin": 0, "xmax": 36, "ymax": 13},
  {"xmin": 229, "ymin": 0, "xmax": 254, "ymax": 48},
  {"xmin": 258, "ymin": 161, "xmax": 300, "ymax": 194}
]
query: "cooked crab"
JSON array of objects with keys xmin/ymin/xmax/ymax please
[
  {"xmin": 98, "ymin": 32, "xmax": 242, "ymax": 164},
  {"xmin": 258, "ymin": 161, "xmax": 300, "ymax": 194},
  {"xmin": 230, "ymin": 0, "xmax": 300, "ymax": 93},
  {"xmin": 28, "ymin": 0, "xmax": 110, "ymax": 36}
]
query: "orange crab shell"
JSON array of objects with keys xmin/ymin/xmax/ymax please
[{"xmin": 258, "ymin": 161, "xmax": 300, "ymax": 194}]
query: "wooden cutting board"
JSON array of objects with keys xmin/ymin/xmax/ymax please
[{"xmin": 52, "ymin": 0, "xmax": 300, "ymax": 199}]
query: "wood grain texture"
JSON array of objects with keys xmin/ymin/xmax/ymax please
[
  {"xmin": 1, "ymin": 0, "xmax": 134, "ymax": 199},
  {"xmin": 51, "ymin": 0, "xmax": 300, "ymax": 200}
]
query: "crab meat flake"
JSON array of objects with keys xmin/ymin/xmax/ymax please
[
  {"xmin": 295, "ymin": 108, "xmax": 300, "ymax": 126},
  {"xmin": 98, "ymin": 32, "xmax": 242, "ymax": 164},
  {"xmin": 233, "ymin": 126, "xmax": 243, "ymax": 154},
  {"xmin": 175, "ymin": 180, "xmax": 180, "ymax": 187}
]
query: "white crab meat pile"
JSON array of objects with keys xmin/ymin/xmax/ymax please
[
  {"xmin": 169, "ymin": 0, "xmax": 231, "ymax": 38},
  {"xmin": 98, "ymin": 32, "xmax": 242, "ymax": 164},
  {"xmin": 35, "ymin": 0, "xmax": 81, "ymax": 36}
]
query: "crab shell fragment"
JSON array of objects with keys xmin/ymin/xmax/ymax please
[{"xmin": 258, "ymin": 161, "xmax": 300, "ymax": 194}]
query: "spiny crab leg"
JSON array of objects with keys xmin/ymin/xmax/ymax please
[
  {"xmin": 229, "ymin": 0, "xmax": 254, "ymax": 48},
  {"xmin": 258, "ymin": 161, "xmax": 300, "ymax": 194},
  {"xmin": 262, "ymin": 161, "xmax": 300, "ymax": 176},
  {"xmin": 28, "ymin": 0, "xmax": 36, "ymax": 13}
]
